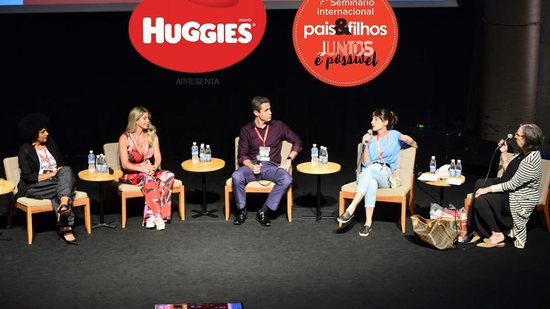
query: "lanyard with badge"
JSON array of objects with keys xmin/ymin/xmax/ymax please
[{"xmin": 254, "ymin": 125, "xmax": 270, "ymax": 162}]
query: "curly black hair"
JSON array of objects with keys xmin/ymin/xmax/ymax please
[{"xmin": 18, "ymin": 112, "xmax": 49, "ymax": 143}]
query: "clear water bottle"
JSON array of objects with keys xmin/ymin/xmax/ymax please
[
  {"xmin": 96, "ymin": 154, "xmax": 101, "ymax": 172},
  {"xmin": 191, "ymin": 142, "xmax": 199, "ymax": 163},
  {"xmin": 205, "ymin": 144, "xmax": 212, "ymax": 162},
  {"xmin": 429, "ymin": 156, "xmax": 437, "ymax": 173},
  {"xmin": 455, "ymin": 159, "xmax": 462, "ymax": 177},
  {"xmin": 449, "ymin": 159, "xmax": 456, "ymax": 177},
  {"xmin": 311, "ymin": 143, "xmax": 319, "ymax": 165},
  {"xmin": 88, "ymin": 150, "xmax": 96, "ymax": 173},
  {"xmin": 199, "ymin": 143, "xmax": 206, "ymax": 162},
  {"xmin": 319, "ymin": 146, "xmax": 328, "ymax": 164},
  {"xmin": 100, "ymin": 154, "xmax": 108, "ymax": 173}
]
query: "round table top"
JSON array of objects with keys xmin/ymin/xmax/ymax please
[
  {"xmin": 420, "ymin": 172, "xmax": 466, "ymax": 187},
  {"xmin": 0, "ymin": 179, "xmax": 16, "ymax": 195},
  {"xmin": 78, "ymin": 169, "xmax": 123, "ymax": 182},
  {"xmin": 296, "ymin": 161, "xmax": 341, "ymax": 175},
  {"xmin": 181, "ymin": 158, "xmax": 225, "ymax": 173}
]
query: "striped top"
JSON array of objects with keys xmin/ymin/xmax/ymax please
[{"xmin": 491, "ymin": 150, "xmax": 542, "ymax": 248}]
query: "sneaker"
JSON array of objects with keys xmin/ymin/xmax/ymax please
[
  {"xmin": 145, "ymin": 216, "xmax": 155, "ymax": 229},
  {"xmin": 337, "ymin": 211, "xmax": 354, "ymax": 224},
  {"xmin": 359, "ymin": 225, "xmax": 372, "ymax": 237},
  {"xmin": 155, "ymin": 216, "xmax": 165, "ymax": 231}
]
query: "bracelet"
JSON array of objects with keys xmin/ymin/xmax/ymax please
[{"xmin": 287, "ymin": 156, "xmax": 292, "ymax": 161}]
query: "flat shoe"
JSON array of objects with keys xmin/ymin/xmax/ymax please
[
  {"xmin": 337, "ymin": 211, "xmax": 354, "ymax": 224},
  {"xmin": 468, "ymin": 234, "xmax": 481, "ymax": 244},
  {"xmin": 476, "ymin": 240, "xmax": 505, "ymax": 248}
]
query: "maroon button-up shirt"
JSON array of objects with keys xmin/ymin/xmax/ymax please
[{"xmin": 238, "ymin": 120, "xmax": 302, "ymax": 165}]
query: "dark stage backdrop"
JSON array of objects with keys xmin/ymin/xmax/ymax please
[{"xmin": 0, "ymin": 8, "xmax": 475, "ymax": 176}]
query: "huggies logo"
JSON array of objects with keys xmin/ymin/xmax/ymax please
[
  {"xmin": 142, "ymin": 19, "xmax": 253, "ymax": 44},
  {"xmin": 129, "ymin": 0, "xmax": 266, "ymax": 73}
]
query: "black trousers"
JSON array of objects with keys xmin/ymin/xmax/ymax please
[{"xmin": 468, "ymin": 178, "xmax": 512, "ymax": 238}]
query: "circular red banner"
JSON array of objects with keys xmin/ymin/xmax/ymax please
[{"xmin": 293, "ymin": 0, "xmax": 399, "ymax": 87}]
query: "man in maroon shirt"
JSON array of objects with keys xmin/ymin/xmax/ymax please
[{"xmin": 232, "ymin": 96, "xmax": 302, "ymax": 226}]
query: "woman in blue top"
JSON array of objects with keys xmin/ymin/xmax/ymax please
[{"xmin": 337, "ymin": 108, "xmax": 417, "ymax": 237}]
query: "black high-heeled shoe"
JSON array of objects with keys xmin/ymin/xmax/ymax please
[
  {"xmin": 57, "ymin": 204, "xmax": 71, "ymax": 221},
  {"xmin": 58, "ymin": 226, "xmax": 79, "ymax": 246}
]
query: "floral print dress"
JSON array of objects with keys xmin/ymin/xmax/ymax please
[{"xmin": 119, "ymin": 132, "xmax": 175, "ymax": 224}]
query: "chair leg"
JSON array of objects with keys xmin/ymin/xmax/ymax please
[
  {"xmin": 464, "ymin": 197, "xmax": 472, "ymax": 214},
  {"xmin": 121, "ymin": 195, "xmax": 127, "ymax": 229},
  {"xmin": 408, "ymin": 181, "xmax": 415, "ymax": 215},
  {"xmin": 26, "ymin": 210, "xmax": 33, "ymax": 245},
  {"xmin": 338, "ymin": 192, "xmax": 345, "ymax": 228},
  {"xmin": 287, "ymin": 187, "xmax": 293, "ymax": 223},
  {"xmin": 224, "ymin": 186, "xmax": 230, "ymax": 221},
  {"xmin": 401, "ymin": 199, "xmax": 406, "ymax": 234},
  {"xmin": 84, "ymin": 199, "xmax": 92, "ymax": 234},
  {"xmin": 543, "ymin": 199, "xmax": 550, "ymax": 232},
  {"xmin": 178, "ymin": 186, "xmax": 185, "ymax": 221}
]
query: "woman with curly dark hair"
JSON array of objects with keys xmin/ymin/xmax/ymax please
[{"xmin": 16, "ymin": 112, "xmax": 78, "ymax": 245}]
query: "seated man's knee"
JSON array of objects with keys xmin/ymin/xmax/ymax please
[
  {"xmin": 279, "ymin": 172, "xmax": 292, "ymax": 188},
  {"xmin": 232, "ymin": 169, "xmax": 246, "ymax": 184}
]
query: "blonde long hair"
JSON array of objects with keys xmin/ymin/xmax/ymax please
[{"xmin": 125, "ymin": 106, "xmax": 157, "ymax": 146}]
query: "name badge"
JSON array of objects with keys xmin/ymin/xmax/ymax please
[{"xmin": 259, "ymin": 146, "xmax": 271, "ymax": 161}]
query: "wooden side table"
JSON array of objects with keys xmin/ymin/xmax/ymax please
[
  {"xmin": 296, "ymin": 162, "xmax": 341, "ymax": 221},
  {"xmin": 0, "ymin": 179, "xmax": 15, "ymax": 195},
  {"xmin": 78, "ymin": 169, "xmax": 123, "ymax": 229},
  {"xmin": 0, "ymin": 179, "xmax": 15, "ymax": 239},
  {"xmin": 181, "ymin": 158, "xmax": 225, "ymax": 218},
  {"xmin": 419, "ymin": 172, "xmax": 466, "ymax": 206}
]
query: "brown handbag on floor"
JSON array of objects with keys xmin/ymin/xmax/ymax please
[{"xmin": 411, "ymin": 214, "xmax": 461, "ymax": 250}]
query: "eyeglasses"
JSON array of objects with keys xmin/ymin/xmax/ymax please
[{"xmin": 514, "ymin": 132, "xmax": 524, "ymax": 138}]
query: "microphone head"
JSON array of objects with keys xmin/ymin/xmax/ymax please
[
  {"xmin": 506, "ymin": 133, "xmax": 513, "ymax": 140},
  {"xmin": 367, "ymin": 129, "xmax": 373, "ymax": 135}
]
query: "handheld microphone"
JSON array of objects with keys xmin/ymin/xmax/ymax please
[
  {"xmin": 484, "ymin": 133, "xmax": 513, "ymax": 187},
  {"xmin": 496, "ymin": 133, "xmax": 513, "ymax": 149},
  {"xmin": 363, "ymin": 129, "xmax": 373, "ymax": 144}
]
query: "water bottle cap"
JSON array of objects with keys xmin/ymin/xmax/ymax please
[
  {"xmin": 457, "ymin": 159, "xmax": 461, "ymax": 162},
  {"xmin": 431, "ymin": 156, "xmax": 435, "ymax": 159},
  {"xmin": 193, "ymin": 142, "xmax": 197, "ymax": 145},
  {"xmin": 313, "ymin": 144, "xmax": 317, "ymax": 147},
  {"xmin": 451, "ymin": 159, "xmax": 455, "ymax": 162},
  {"xmin": 89, "ymin": 150, "xmax": 93, "ymax": 153}
]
